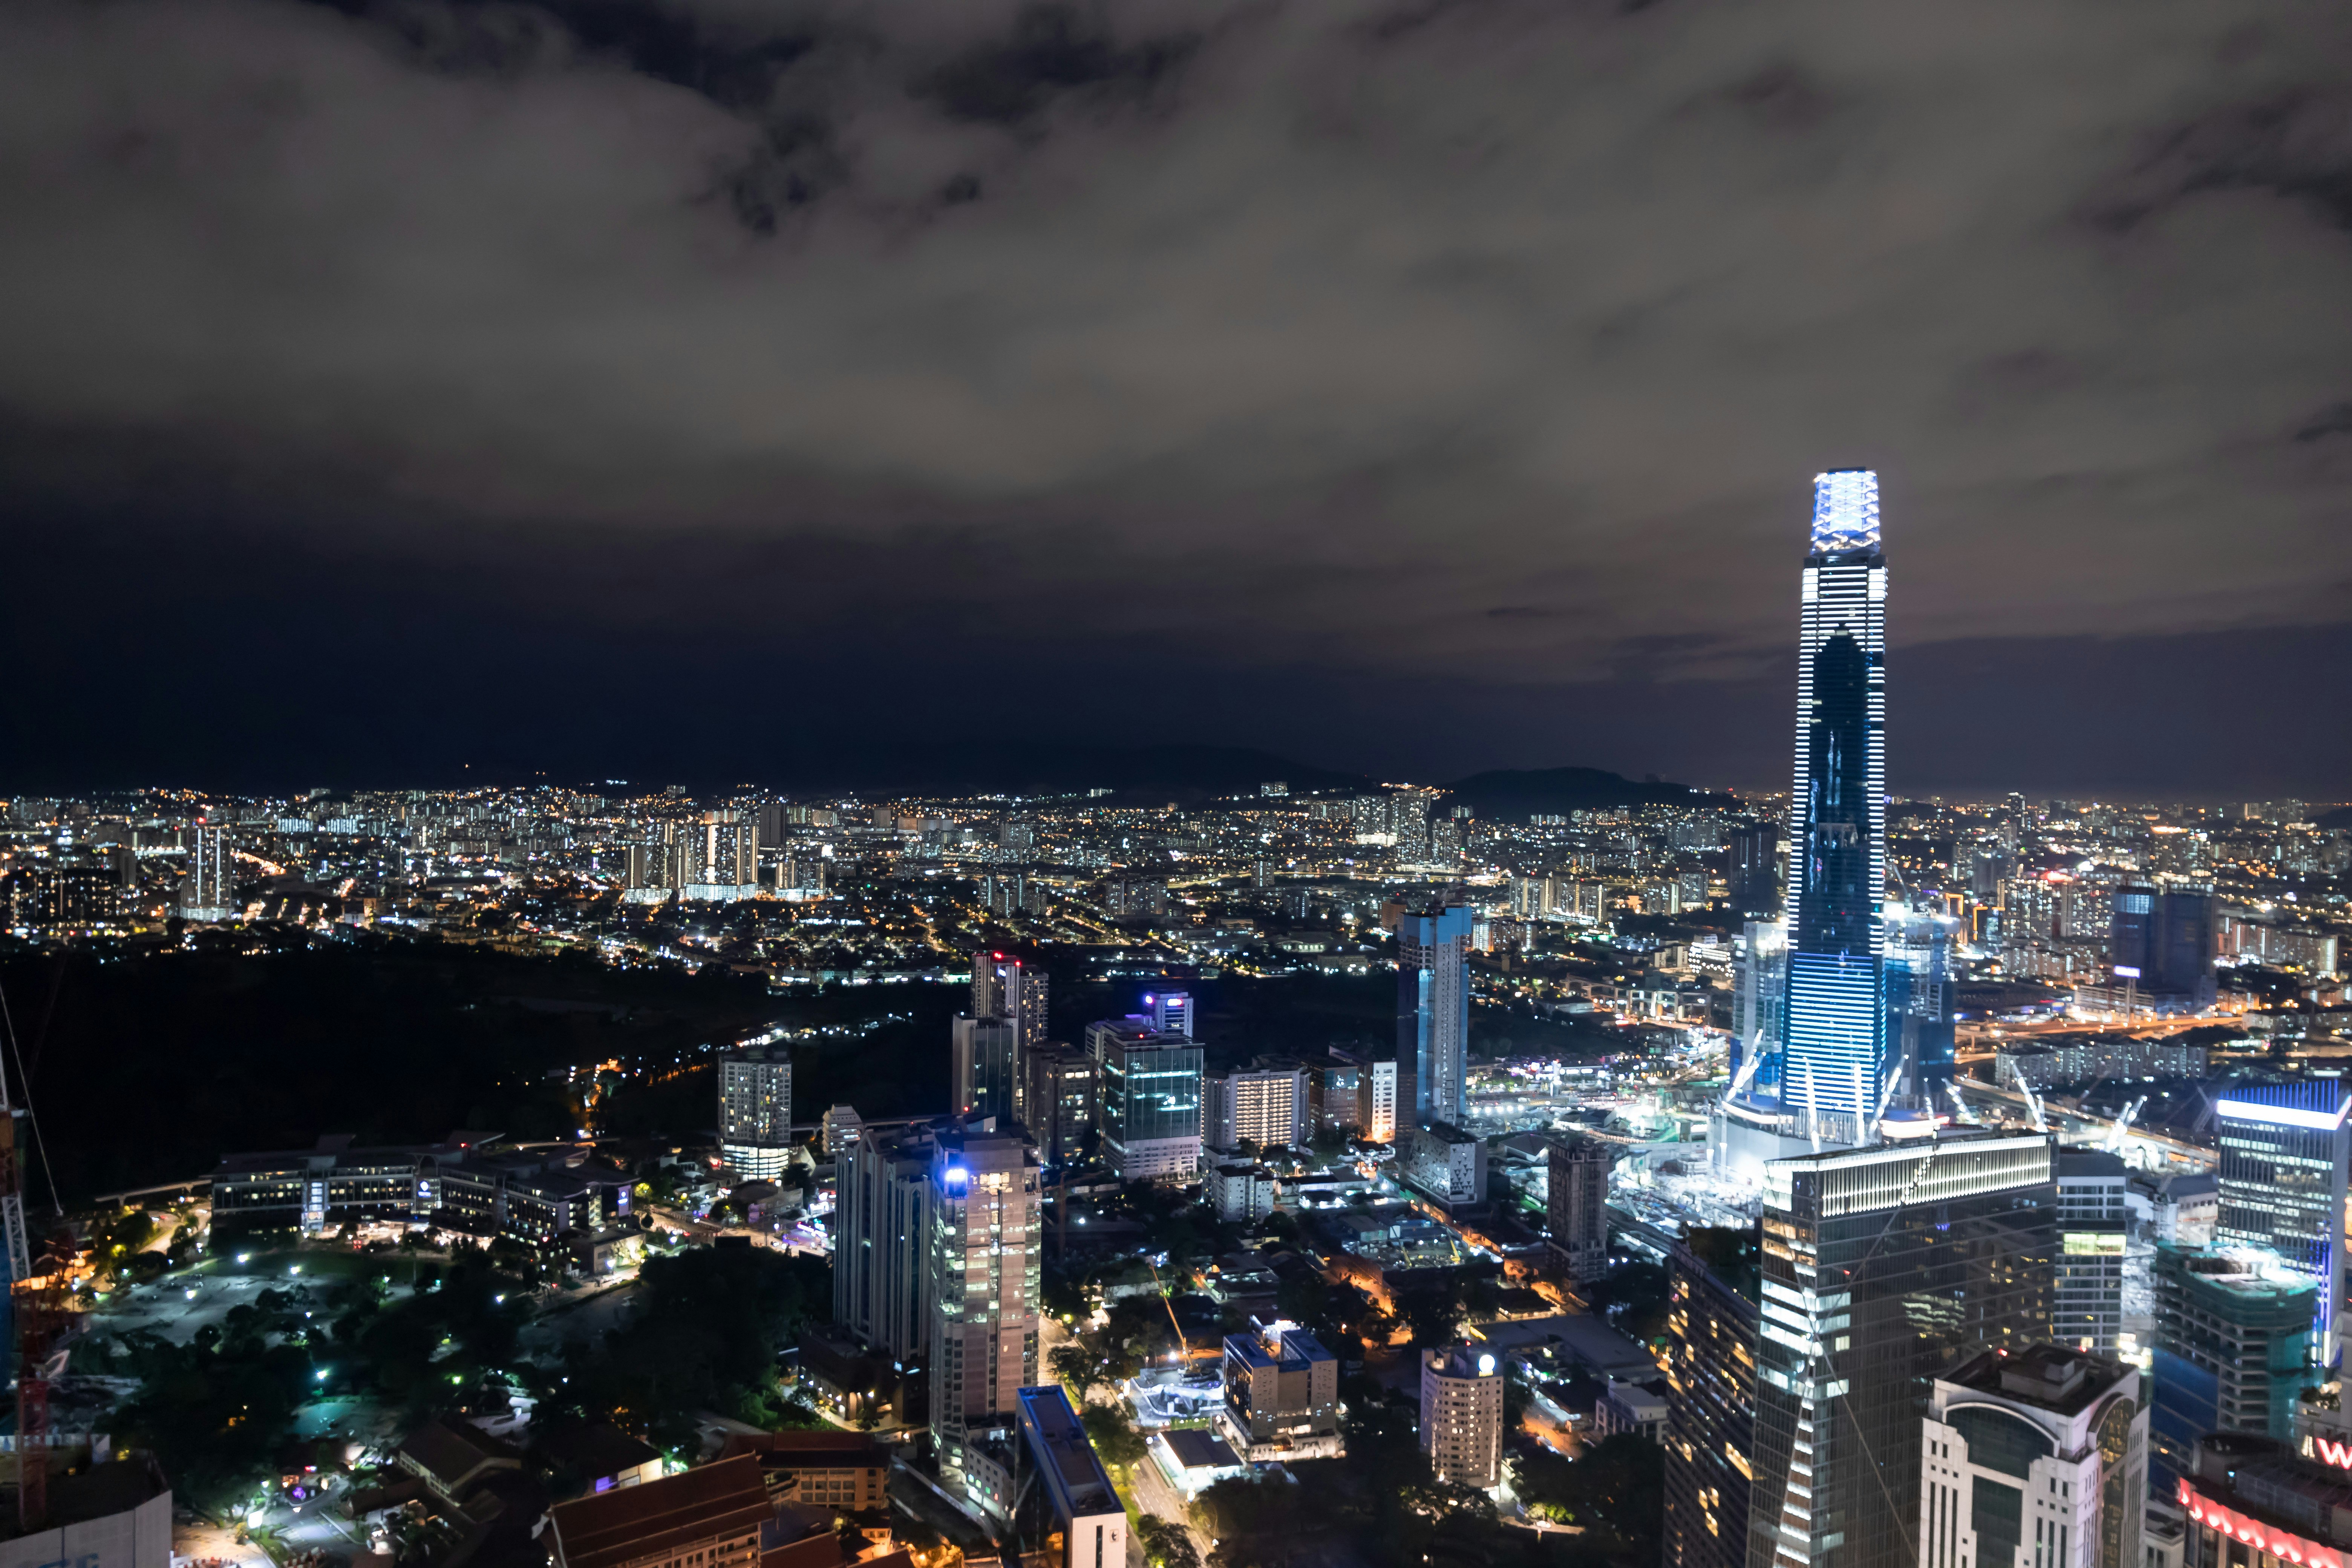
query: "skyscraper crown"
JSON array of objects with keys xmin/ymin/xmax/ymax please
[{"xmin": 1809, "ymin": 468, "xmax": 1881, "ymax": 553}]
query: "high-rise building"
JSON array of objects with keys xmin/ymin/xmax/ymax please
[
  {"xmin": 2056, "ymin": 1149, "xmax": 2129, "ymax": 1355},
  {"xmin": 819, "ymin": 1104, "xmax": 863, "ymax": 1160},
  {"xmin": 2109, "ymin": 885, "xmax": 2219, "ymax": 1012},
  {"xmin": 1884, "ymin": 901, "xmax": 1959, "ymax": 1107},
  {"xmin": 2213, "ymin": 1082, "xmax": 2350, "ymax": 1363},
  {"xmin": 1746, "ymin": 1131, "xmax": 2057, "ymax": 1568},
  {"xmin": 1144, "ymin": 991, "xmax": 1194, "ymax": 1039},
  {"xmin": 1919, "ymin": 1346, "xmax": 2146, "ymax": 1568},
  {"xmin": 1663, "ymin": 1230, "xmax": 1761, "ymax": 1568},
  {"xmin": 1087, "ymin": 1018, "xmax": 1202, "ymax": 1181},
  {"xmin": 1207, "ymin": 1066, "xmax": 1308, "ymax": 1152},
  {"xmin": 1731, "ymin": 920, "xmax": 1788, "ymax": 1091},
  {"xmin": 1780, "ymin": 469, "xmax": 1890, "ymax": 1144},
  {"xmin": 1728, "ymin": 820, "xmax": 1782, "ymax": 920},
  {"xmin": 718, "ymin": 1046, "xmax": 793, "ymax": 1179},
  {"xmin": 973, "ymin": 951, "xmax": 1051, "ymax": 1058},
  {"xmin": 1546, "ymin": 1134, "xmax": 1612, "ymax": 1283},
  {"xmin": 1023, "ymin": 1047, "xmax": 1096, "ymax": 1166},
  {"xmin": 1361, "ymin": 1058, "xmax": 1398, "ymax": 1144},
  {"xmin": 951, "ymin": 1017, "xmax": 1021, "ymax": 1126},
  {"xmin": 1420, "ymin": 1345, "xmax": 1504, "ymax": 1488},
  {"xmin": 693, "ymin": 808, "xmax": 759, "ymax": 894},
  {"xmin": 1311, "ymin": 1059, "xmax": 1360, "ymax": 1134},
  {"xmin": 928, "ymin": 1125, "xmax": 1040, "ymax": 1510},
  {"xmin": 1397, "ymin": 905, "xmax": 1476, "ymax": 1129},
  {"xmin": 2149, "ymin": 1245, "xmax": 2317, "ymax": 1489},
  {"xmin": 181, "ymin": 820, "xmax": 237, "ymax": 920},
  {"xmin": 833, "ymin": 1124, "xmax": 937, "ymax": 1365}
]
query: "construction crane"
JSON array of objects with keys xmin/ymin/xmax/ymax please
[{"xmin": 1945, "ymin": 1082, "xmax": 1983, "ymax": 1126}]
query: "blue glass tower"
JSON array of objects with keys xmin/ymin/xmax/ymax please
[
  {"xmin": 1396, "ymin": 905, "xmax": 1475, "ymax": 1129},
  {"xmin": 1781, "ymin": 469, "xmax": 1888, "ymax": 1141}
]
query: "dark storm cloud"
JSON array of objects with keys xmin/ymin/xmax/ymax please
[{"xmin": 0, "ymin": 0, "xmax": 2347, "ymax": 789}]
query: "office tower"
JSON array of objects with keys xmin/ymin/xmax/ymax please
[
  {"xmin": 1396, "ymin": 905, "xmax": 1476, "ymax": 1129},
  {"xmin": 1663, "ymin": 1231, "xmax": 1761, "ymax": 1568},
  {"xmin": 181, "ymin": 821, "xmax": 236, "ymax": 919},
  {"xmin": 718, "ymin": 1046, "xmax": 793, "ymax": 1179},
  {"xmin": 1781, "ymin": 469, "xmax": 1889, "ymax": 1144},
  {"xmin": 974, "ymin": 951, "xmax": 1052, "ymax": 1057},
  {"xmin": 1023, "ymin": 1046, "xmax": 1096, "ymax": 1166},
  {"xmin": 1731, "ymin": 920, "xmax": 1788, "ymax": 1091},
  {"xmin": 1920, "ymin": 1347, "xmax": 2146, "ymax": 1568},
  {"xmin": 1746, "ymin": 1132, "xmax": 2057, "ymax": 1568},
  {"xmin": 1729, "ymin": 820, "xmax": 1782, "ymax": 919},
  {"xmin": 2056, "ymin": 1150, "xmax": 2129, "ymax": 1355},
  {"xmin": 1420, "ymin": 1346, "xmax": 1504, "ymax": 1488},
  {"xmin": 1883, "ymin": 902, "xmax": 1958, "ymax": 1107},
  {"xmin": 2213, "ymin": 1082, "xmax": 2350, "ymax": 1363},
  {"xmin": 2109, "ymin": 885, "xmax": 2220, "ymax": 1012},
  {"xmin": 1546, "ymin": 1134, "xmax": 1613, "ymax": 1283},
  {"xmin": 833, "ymin": 1125, "xmax": 936, "ymax": 1363},
  {"xmin": 1207, "ymin": 1066, "xmax": 1308, "ymax": 1152},
  {"xmin": 2149, "ymin": 1245, "xmax": 2318, "ymax": 1488},
  {"xmin": 928, "ymin": 1126, "xmax": 1040, "ymax": 1509},
  {"xmin": 1220, "ymin": 1324, "xmax": 1343, "ymax": 1461},
  {"xmin": 1143, "ymin": 991, "xmax": 1194, "ymax": 1039},
  {"xmin": 1087, "ymin": 1018, "xmax": 1203, "ymax": 1181},
  {"xmin": 951, "ymin": 1017, "xmax": 1021, "ymax": 1125}
]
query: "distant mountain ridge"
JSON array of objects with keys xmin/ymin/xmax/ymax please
[{"xmin": 802, "ymin": 744, "xmax": 1727, "ymax": 812}]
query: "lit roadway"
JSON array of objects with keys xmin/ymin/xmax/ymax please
[{"xmin": 1955, "ymin": 1010, "xmax": 2247, "ymax": 1063}]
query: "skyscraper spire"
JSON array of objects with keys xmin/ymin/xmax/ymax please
[{"xmin": 1782, "ymin": 468, "xmax": 1888, "ymax": 1142}]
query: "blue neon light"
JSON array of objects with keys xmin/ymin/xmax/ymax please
[{"xmin": 1809, "ymin": 469, "xmax": 1881, "ymax": 553}]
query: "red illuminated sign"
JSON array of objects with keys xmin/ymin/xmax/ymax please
[{"xmin": 2179, "ymin": 1479, "xmax": 2345, "ymax": 1568}]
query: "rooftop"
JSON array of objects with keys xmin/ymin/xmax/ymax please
[
  {"xmin": 1942, "ymin": 1346, "xmax": 2132, "ymax": 1418},
  {"xmin": 548, "ymin": 1454, "xmax": 773, "ymax": 1568}
]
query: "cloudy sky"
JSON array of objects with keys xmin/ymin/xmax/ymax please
[{"xmin": 1, "ymin": 0, "xmax": 2346, "ymax": 795}]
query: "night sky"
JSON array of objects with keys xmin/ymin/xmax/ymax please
[{"xmin": 2, "ymin": 0, "xmax": 2346, "ymax": 797}]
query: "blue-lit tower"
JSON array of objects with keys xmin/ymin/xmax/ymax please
[
  {"xmin": 1397, "ymin": 905, "xmax": 1475, "ymax": 1129},
  {"xmin": 1781, "ymin": 469, "xmax": 1888, "ymax": 1142}
]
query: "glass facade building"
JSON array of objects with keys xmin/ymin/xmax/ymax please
[
  {"xmin": 1781, "ymin": 469, "xmax": 1889, "ymax": 1142},
  {"xmin": 1090, "ymin": 1019, "xmax": 1204, "ymax": 1181},
  {"xmin": 1883, "ymin": 902, "xmax": 1957, "ymax": 1108},
  {"xmin": 2213, "ymin": 1082, "xmax": 2352, "ymax": 1364},
  {"xmin": 2149, "ymin": 1245, "xmax": 2317, "ymax": 1491},
  {"xmin": 1396, "ymin": 905, "xmax": 1475, "ymax": 1129},
  {"xmin": 1664, "ymin": 1230, "xmax": 1761, "ymax": 1568},
  {"xmin": 1747, "ymin": 1132, "xmax": 2056, "ymax": 1568}
]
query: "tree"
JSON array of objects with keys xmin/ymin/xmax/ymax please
[
  {"xmin": 1049, "ymin": 1343, "xmax": 1102, "ymax": 1401},
  {"xmin": 1136, "ymin": 1517, "xmax": 1201, "ymax": 1568},
  {"xmin": 1080, "ymin": 1402, "xmax": 1147, "ymax": 1468}
]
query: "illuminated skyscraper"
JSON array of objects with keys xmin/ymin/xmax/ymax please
[
  {"xmin": 1781, "ymin": 469, "xmax": 1889, "ymax": 1142},
  {"xmin": 927, "ymin": 1126, "xmax": 1041, "ymax": 1515},
  {"xmin": 1397, "ymin": 905, "xmax": 1475, "ymax": 1128}
]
